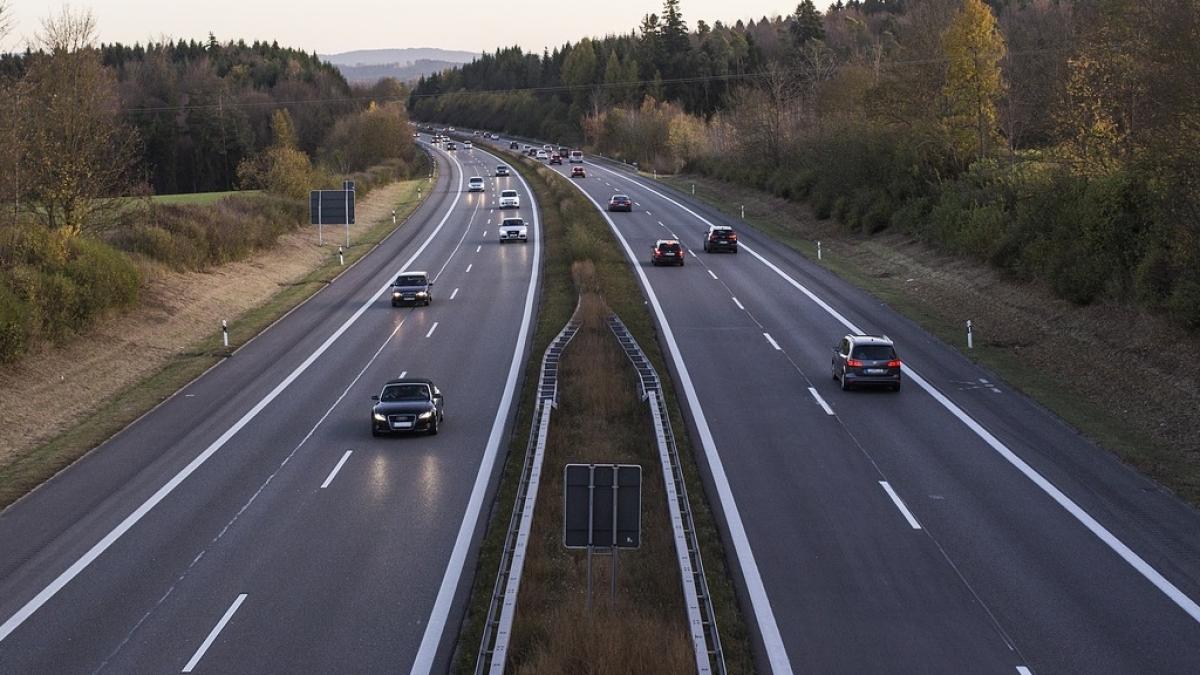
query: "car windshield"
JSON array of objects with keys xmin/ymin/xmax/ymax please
[
  {"xmin": 380, "ymin": 384, "xmax": 430, "ymax": 402},
  {"xmin": 395, "ymin": 275, "xmax": 426, "ymax": 286},
  {"xmin": 851, "ymin": 345, "xmax": 896, "ymax": 360},
  {"xmin": 613, "ymin": 195, "xmax": 628, "ymax": 202},
  {"xmin": 501, "ymin": 190, "xmax": 517, "ymax": 197},
  {"xmin": 502, "ymin": 219, "xmax": 524, "ymax": 227},
  {"xmin": 660, "ymin": 243, "xmax": 681, "ymax": 252}
]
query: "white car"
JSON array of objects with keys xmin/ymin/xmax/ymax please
[
  {"xmin": 499, "ymin": 217, "xmax": 528, "ymax": 243},
  {"xmin": 569, "ymin": 150, "xmax": 583, "ymax": 163},
  {"xmin": 468, "ymin": 177, "xmax": 485, "ymax": 192},
  {"xmin": 463, "ymin": 141, "xmax": 473, "ymax": 150},
  {"xmin": 535, "ymin": 150, "xmax": 549, "ymax": 160},
  {"xmin": 499, "ymin": 189, "xmax": 520, "ymax": 209}
]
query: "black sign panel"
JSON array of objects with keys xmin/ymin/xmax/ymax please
[
  {"xmin": 309, "ymin": 189, "xmax": 355, "ymax": 225},
  {"xmin": 563, "ymin": 464, "xmax": 641, "ymax": 549}
]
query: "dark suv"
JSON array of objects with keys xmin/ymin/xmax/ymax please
[
  {"xmin": 651, "ymin": 239, "xmax": 685, "ymax": 266},
  {"xmin": 703, "ymin": 225, "xmax": 738, "ymax": 253},
  {"xmin": 371, "ymin": 378, "xmax": 444, "ymax": 435},
  {"xmin": 832, "ymin": 334, "xmax": 902, "ymax": 391},
  {"xmin": 391, "ymin": 271, "xmax": 433, "ymax": 306}
]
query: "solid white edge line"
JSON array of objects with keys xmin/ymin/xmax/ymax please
[
  {"xmin": 594, "ymin": 162, "xmax": 1200, "ymax": 626},
  {"xmin": 410, "ymin": 147, "xmax": 542, "ymax": 674},
  {"xmin": 319, "ymin": 451, "xmax": 353, "ymax": 490},
  {"xmin": 563, "ymin": 175, "xmax": 794, "ymax": 674},
  {"xmin": 880, "ymin": 481, "xmax": 922, "ymax": 530},
  {"xmin": 807, "ymin": 387, "xmax": 835, "ymax": 416},
  {"xmin": 181, "ymin": 593, "xmax": 247, "ymax": 673},
  {"xmin": 732, "ymin": 296, "xmax": 745, "ymax": 310},
  {"xmin": 764, "ymin": 333, "xmax": 782, "ymax": 351},
  {"xmin": 450, "ymin": 288, "xmax": 459, "ymax": 300},
  {"xmin": 0, "ymin": 146, "xmax": 468, "ymax": 645},
  {"xmin": 425, "ymin": 322, "xmax": 439, "ymax": 339}
]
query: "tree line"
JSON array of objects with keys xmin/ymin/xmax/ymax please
[{"xmin": 411, "ymin": 0, "xmax": 1200, "ymax": 329}]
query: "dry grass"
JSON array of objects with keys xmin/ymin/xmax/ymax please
[{"xmin": 506, "ymin": 272, "xmax": 694, "ymax": 675}]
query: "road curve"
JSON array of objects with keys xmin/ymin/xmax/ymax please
[{"xmin": 0, "ymin": 141, "xmax": 539, "ymax": 674}]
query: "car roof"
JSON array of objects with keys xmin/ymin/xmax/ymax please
[
  {"xmin": 469, "ymin": 176, "xmax": 484, "ymax": 180},
  {"xmin": 612, "ymin": 194, "xmax": 629, "ymax": 199},
  {"xmin": 384, "ymin": 377, "xmax": 434, "ymax": 386},
  {"xmin": 656, "ymin": 239, "xmax": 681, "ymax": 246},
  {"xmin": 502, "ymin": 217, "xmax": 525, "ymax": 223},
  {"xmin": 709, "ymin": 224, "xmax": 733, "ymax": 230},
  {"xmin": 846, "ymin": 334, "xmax": 893, "ymax": 345},
  {"xmin": 397, "ymin": 270, "xmax": 428, "ymax": 277}
]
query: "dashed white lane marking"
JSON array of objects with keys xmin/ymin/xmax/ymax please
[
  {"xmin": 1016, "ymin": 668, "xmax": 1032, "ymax": 675},
  {"xmin": 688, "ymin": 250, "xmax": 696, "ymax": 257},
  {"xmin": 807, "ymin": 387, "xmax": 835, "ymax": 416},
  {"xmin": 657, "ymin": 220, "xmax": 665, "ymax": 227},
  {"xmin": 399, "ymin": 371, "xmax": 407, "ymax": 378},
  {"xmin": 880, "ymin": 481, "xmax": 922, "ymax": 530},
  {"xmin": 475, "ymin": 245, "xmax": 482, "ymax": 253},
  {"xmin": 482, "ymin": 230, "xmax": 488, "ymax": 237},
  {"xmin": 732, "ymin": 297, "xmax": 745, "ymax": 310},
  {"xmin": 181, "ymin": 594, "xmax": 247, "ymax": 672},
  {"xmin": 763, "ymin": 333, "xmax": 781, "ymax": 351},
  {"xmin": 425, "ymin": 322, "xmax": 439, "ymax": 338},
  {"xmin": 465, "ymin": 263, "xmax": 473, "ymax": 273},
  {"xmin": 320, "ymin": 451, "xmax": 353, "ymax": 489},
  {"xmin": 646, "ymin": 211, "xmax": 652, "ymax": 215},
  {"xmin": 450, "ymin": 288, "xmax": 459, "ymax": 300},
  {"xmin": 707, "ymin": 270, "xmax": 718, "ymax": 281}
]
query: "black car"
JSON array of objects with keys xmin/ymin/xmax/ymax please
[
  {"xmin": 703, "ymin": 225, "xmax": 738, "ymax": 253},
  {"xmin": 608, "ymin": 194, "xmax": 633, "ymax": 212},
  {"xmin": 832, "ymin": 334, "xmax": 902, "ymax": 391},
  {"xmin": 391, "ymin": 271, "xmax": 433, "ymax": 306},
  {"xmin": 510, "ymin": 141, "xmax": 520, "ymax": 150},
  {"xmin": 371, "ymin": 378, "xmax": 444, "ymax": 435},
  {"xmin": 651, "ymin": 239, "xmax": 685, "ymax": 266}
]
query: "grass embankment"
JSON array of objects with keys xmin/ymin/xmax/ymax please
[
  {"xmin": 661, "ymin": 172, "xmax": 1200, "ymax": 506},
  {"xmin": 453, "ymin": 153, "xmax": 753, "ymax": 673},
  {"xmin": 0, "ymin": 174, "xmax": 432, "ymax": 509},
  {"xmin": 149, "ymin": 190, "xmax": 261, "ymax": 205}
]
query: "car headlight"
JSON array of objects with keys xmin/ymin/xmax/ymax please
[
  {"xmin": 373, "ymin": 412, "xmax": 387, "ymax": 422},
  {"xmin": 415, "ymin": 291, "xmax": 428, "ymax": 297},
  {"xmin": 418, "ymin": 411, "xmax": 433, "ymax": 420},
  {"xmin": 392, "ymin": 291, "xmax": 401, "ymax": 297}
]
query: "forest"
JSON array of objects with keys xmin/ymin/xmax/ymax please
[{"xmin": 410, "ymin": 0, "xmax": 1200, "ymax": 329}]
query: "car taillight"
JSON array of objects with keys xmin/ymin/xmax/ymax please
[
  {"xmin": 729, "ymin": 234, "xmax": 737, "ymax": 241},
  {"xmin": 846, "ymin": 359, "xmax": 863, "ymax": 367},
  {"xmin": 887, "ymin": 359, "xmax": 902, "ymax": 368}
]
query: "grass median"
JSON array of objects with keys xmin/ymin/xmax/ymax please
[
  {"xmin": 452, "ymin": 153, "xmax": 753, "ymax": 674},
  {"xmin": 0, "ymin": 175, "xmax": 432, "ymax": 509}
]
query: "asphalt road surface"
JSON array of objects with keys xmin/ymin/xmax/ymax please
[
  {"xmin": 489, "ymin": 137, "xmax": 1200, "ymax": 675},
  {"xmin": 0, "ymin": 140, "xmax": 539, "ymax": 674}
]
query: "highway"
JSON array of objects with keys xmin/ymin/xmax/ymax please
[
  {"xmin": 0, "ymin": 140, "xmax": 539, "ymax": 673},
  {"xmin": 492, "ymin": 139, "xmax": 1200, "ymax": 674}
]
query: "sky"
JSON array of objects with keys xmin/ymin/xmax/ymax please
[{"xmin": 5, "ymin": 0, "xmax": 815, "ymax": 56}]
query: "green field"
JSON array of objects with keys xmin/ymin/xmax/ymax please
[{"xmin": 149, "ymin": 190, "xmax": 261, "ymax": 205}]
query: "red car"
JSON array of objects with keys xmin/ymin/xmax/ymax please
[
  {"xmin": 608, "ymin": 194, "xmax": 633, "ymax": 212},
  {"xmin": 651, "ymin": 239, "xmax": 685, "ymax": 266},
  {"xmin": 549, "ymin": 155, "xmax": 563, "ymax": 165},
  {"xmin": 571, "ymin": 166, "xmax": 586, "ymax": 178}
]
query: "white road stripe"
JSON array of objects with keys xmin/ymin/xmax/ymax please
[
  {"xmin": 1016, "ymin": 668, "xmax": 1032, "ymax": 675},
  {"xmin": 880, "ymin": 481, "xmax": 922, "ymax": 529},
  {"xmin": 707, "ymin": 270, "xmax": 718, "ymax": 280},
  {"xmin": 425, "ymin": 322, "xmax": 439, "ymax": 338},
  {"xmin": 181, "ymin": 594, "xmax": 247, "ymax": 672},
  {"xmin": 465, "ymin": 263, "xmax": 473, "ymax": 273},
  {"xmin": 320, "ymin": 451, "xmax": 353, "ymax": 489},
  {"xmin": 593, "ymin": 161, "xmax": 1200, "ymax": 627},
  {"xmin": 807, "ymin": 387, "xmax": 835, "ymax": 416},
  {"xmin": 764, "ymin": 333, "xmax": 781, "ymax": 350},
  {"xmin": 732, "ymin": 297, "xmax": 745, "ymax": 310},
  {"xmin": 450, "ymin": 288, "xmax": 459, "ymax": 300},
  {"xmin": 0, "ymin": 145, "xmax": 471, "ymax": 646},
  {"xmin": 657, "ymin": 220, "xmax": 665, "ymax": 226},
  {"xmin": 475, "ymin": 245, "xmax": 482, "ymax": 253},
  {"xmin": 399, "ymin": 371, "xmax": 407, "ymax": 378}
]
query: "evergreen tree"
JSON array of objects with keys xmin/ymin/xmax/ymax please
[{"xmin": 789, "ymin": 1, "xmax": 825, "ymax": 49}]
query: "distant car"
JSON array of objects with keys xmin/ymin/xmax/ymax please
[
  {"xmin": 703, "ymin": 224, "xmax": 738, "ymax": 253},
  {"xmin": 371, "ymin": 378, "xmax": 444, "ymax": 436},
  {"xmin": 557, "ymin": 146, "xmax": 569, "ymax": 158},
  {"xmin": 412, "ymin": 132, "xmax": 419, "ymax": 138},
  {"xmin": 446, "ymin": 142, "xmax": 457, "ymax": 151},
  {"xmin": 495, "ymin": 165, "xmax": 510, "ymax": 177},
  {"xmin": 651, "ymin": 239, "xmax": 685, "ymax": 266},
  {"xmin": 468, "ymin": 176, "xmax": 485, "ymax": 192},
  {"xmin": 549, "ymin": 155, "xmax": 562, "ymax": 165},
  {"xmin": 536, "ymin": 150, "xmax": 549, "ymax": 160},
  {"xmin": 608, "ymin": 194, "xmax": 633, "ymax": 212},
  {"xmin": 391, "ymin": 271, "xmax": 433, "ymax": 306},
  {"xmin": 832, "ymin": 334, "xmax": 902, "ymax": 391},
  {"xmin": 571, "ymin": 166, "xmax": 586, "ymax": 178},
  {"xmin": 569, "ymin": 150, "xmax": 584, "ymax": 163},
  {"xmin": 499, "ymin": 189, "xmax": 520, "ymax": 209},
  {"xmin": 499, "ymin": 217, "xmax": 528, "ymax": 243},
  {"xmin": 463, "ymin": 141, "xmax": 473, "ymax": 150},
  {"xmin": 510, "ymin": 141, "xmax": 520, "ymax": 150},
  {"xmin": 522, "ymin": 144, "xmax": 530, "ymax": 151},
  {"xmin": 491, "ymin": 133, "xmax": 501, "ymax": 140},
  {"xmin": 448, "ymin": 127, "xmax": 456, "ymax": 132}
]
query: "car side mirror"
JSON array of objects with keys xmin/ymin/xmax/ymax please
[
  {"xmin": 371, "ymin": 395, "xmax": 380, "ymax": 401},
  {"xmin": 427, "ymin": 280, "xmax": 434, "ymax": 286}
]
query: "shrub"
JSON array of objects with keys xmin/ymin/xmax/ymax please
[{"xmin": 0, "ymin": 281, "xmax": 31, "ymax": 362}]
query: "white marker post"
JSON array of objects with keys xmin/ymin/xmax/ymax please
[
  {"xmin": 691, "ymin": 183, "xmax": 695, "ymax": 195},
  {"xmin": 392, "ymin": 209, "xmax": 397, "ymax": 225},
  {"xmin": 221, "ymin": 320, "xmax": 228, "ymax": 349},
  {"xmin": 967, "ymin": 320, "xmax": 974, "ymax": 349},
  {"xmin": 741, "ymin": 204, "xmax": 745, "ymax": 220},
  {"xmin": 338, "ymin": 246, "xmax": 344, "ymax": 266}
]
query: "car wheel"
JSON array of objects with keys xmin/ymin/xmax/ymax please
[
  {"xmin": 425, "ymin": 298, "xmax": 431, "ymax": 306},
  {"xmin": 429, "ymin": 417, "xmax": 439, "ymax": 435},
  {"xmin": 840, "ymin": 371, "xmax": 850, "ymax": 391}
]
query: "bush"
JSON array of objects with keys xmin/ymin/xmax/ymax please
[{"xmin": 0, "ymin": 281, "xmax": 31, "ymax": 362}]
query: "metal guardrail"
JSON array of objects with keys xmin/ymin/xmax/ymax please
[
  {"xmin": 476, "ymin": 310, "xmax": 581, "ymax": 674},
  {"xmin": 608, "ymin": 314, "xmax": 727, "ymax": 675}
]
